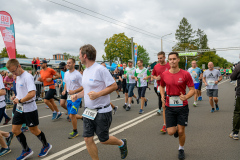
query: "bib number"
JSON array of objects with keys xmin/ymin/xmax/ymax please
[
  {"xmin": 16, "ymin": 103, "xmax": 24, "ymax": 113},
  {"xmin": 169, "ymin": 96, "xmax": 183, "ymax": 107},
  {"xmin": 67, "ymin": 94, "xmax": 71, "ymax": 101},
  {"xmin": 82, "ymin": 108, "xmax": 98, "ymax": 120},
  {"xmin": 127, "ymin": 71, "xmax": 133, "ymax": 75},
  {"xmin": 44, "ymin": 86, "xmax": 49, "ymax": 91},
  {"xmin": 208, "ymin": 80, "xmax": 215, "ymax": 85},
  {"xmin": 138, "ymin": 74, "xmax": 144, "ymax": 78},
  {"xmin": 157, "ymin": 86, "xmax": 160, "ymax": 93}
]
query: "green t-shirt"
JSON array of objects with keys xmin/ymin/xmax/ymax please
[
  {"xmin": 226, "ymin": 69, "xmax": 229, "ymax": 73},
  {"xmin": 134, "ymin": 68, "xmax": 151, "ymax": 87},
  {"xmin": 220, "ymin": 69, "xmax": 225, "ymax": 74},
  {"xmin": 124, "ymin": 67, "xmax": 136, "ymax": 84}
]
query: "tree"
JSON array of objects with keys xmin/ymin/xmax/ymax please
[
  {"xmin": 136, "ymin": 45, "xmax": 150, "ymax": 66},
  {"xmin": 63, "ymin": 52, "xmax": 79, "ymax": 61},
  {"xmin": 0, "ymin": 47, "xmax": 27, "ymax": 58},
  {"xmin": 103, "ymin": 33, "xmax": 132, "ymax": 64}
]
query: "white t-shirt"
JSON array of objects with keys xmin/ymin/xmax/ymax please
[
  {"xmin": 0, "ymin": 75, "xmax": 6, "ymax": 108},
  {"xmin": 82, "ymin": 62, "xmax": 115, "ymax": 113},
  {"xmin": 203, "ymin": 69, "xmax": 221, "ymax": 89},
  {"xmin": 16, "ymin": 71, "xmax": 37, "ymax": 112},
  {"xmin": 63, "ymin": 70, "xmax": 82, "ymax": 93}
]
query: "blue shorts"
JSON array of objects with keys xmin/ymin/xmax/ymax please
[
  {"xmin": 126, "ymin": 83, "xmax": 135, "ymax": 97},
  {"xmin": 67, "ymin": 98, "xmax": 82, "ymax": 115},
  {"xmin": 194, "ymin": 83, "xmax": 200, "ymax": 90}
]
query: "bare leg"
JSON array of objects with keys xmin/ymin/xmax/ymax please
[
  {"xmin": 69, "ymin": 114, "xmax": 77, "ymax": 130},
  {"xmin": 213, "ymin": 97, "xmax": 218, "ymax": 104},
  {"xmin": 44, "ymin": 99, "xmax": 54, "ymax": 112},
  {"xmin": 50, "ymin": 99, "xmax": 59, "ymax": 112},
  {"xmin": 84, "ymin": 137, "xmax": 99, "ymax": 160},
  {"xmin": 178, "ymin": 125, "xmax": 186, "ymax": 147},
  {"xmin": 60, "ymin": 99, "xmax": 67, "ymax": 110},
  {"xmin": 209, "ymin": 97, "xmax": 214, "ymax": 108}
]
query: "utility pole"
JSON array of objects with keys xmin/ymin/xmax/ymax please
[
  {"xmin": 131, "ymin": 37, "xmax": 134, "ymax": 65},
  {"xmin": 161, "ymin": 33, "xmax": 172, "ymax": 51}
]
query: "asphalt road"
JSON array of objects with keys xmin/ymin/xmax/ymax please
[{"xmin": 1, "ymin": 79, "xmax": 240, "ymax": 160}]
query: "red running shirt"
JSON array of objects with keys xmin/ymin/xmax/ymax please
[
  {"xmin": 160, "ymin": 69, "xmax": 194, "ymax": 107},
  {"xmin": 152, "ymin": 63, "xmax": 170, "ymax": 85}
]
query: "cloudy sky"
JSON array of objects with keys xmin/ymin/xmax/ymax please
[{"xmin": 0, "ymin": 0, "xmax": 240, "ymax": 64}]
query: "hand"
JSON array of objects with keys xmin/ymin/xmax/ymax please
[
  {"xmin": 124, "ymin": 75, "xmax": 127, "ymax": 78},
  {"xmin": 71, "ymin": 94, "xmax": 78, "ymax": 102},
  {"xmin": 62, "ymin": 90, "xmax": 66, "ymax": 95},
  {"xmin": 46, "ymin": 78, "xmax": 52, "ymax": 82},
  {"xmin": 199, "ymin": 77, "xmax": 202, "ymax": 80},
  {"xmin": 156, "ymin": 76, "xmax": 161, "ymax": 80},
  {"xmin": 143, "ymin": 77, "xmax": 147, "ymax": 80},
  {"xmin": 88, "ymin": 91, "xmax": 99, "ymax": 100},
  {"xmin": 13, "ymin": 98, "xmax": 19, "ymax": 104},
  {"xmin": 161, "ymin": 97, "xmax": 165, "ymax": 103},
  {"xmin": 179, "ymin": 92, "xmax": 187, "ymax": 101},
  {"xmin": 68, "ymin": 90, "xmax": 75, "ymax": 95},
  {"xmin": 131, "ymin": 76, "xmax": 135, "ymax": 79},
  {"xmin": 204, "ymin": 82, "xmax": 208, "ymax": 86},
  {"xmin": 37, "ymin": 77, "xmax": 42, "ymax": 82},
  {"xmin": 215, "ymin": 81, "xmax": 219, "ymax": 85},
  {"xmin": 59, "ymin": 84, "xmax": 62, "ymax": 88},
  {"xmin": 11, "ymin": 96, "xmax": 16, "ymax": 101}
]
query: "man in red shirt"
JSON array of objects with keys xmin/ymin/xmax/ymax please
[
  {"xmin": 160, "ymin": 52, "xmax": 194, "ymax": 160},
  {"xmin": 152, "ymin": 51, "xmax": 170, "ymax": 133}
]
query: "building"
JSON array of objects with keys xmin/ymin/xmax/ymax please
[{"xmin": 53, "ymin": 53, "xmax": 65, "ymax": 60}]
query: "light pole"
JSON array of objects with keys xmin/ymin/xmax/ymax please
[{"xmin": 161, "ymin": 33, "xmax": 172, "ymax": 51}]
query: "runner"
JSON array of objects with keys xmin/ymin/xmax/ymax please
[
  {"xmin": 38, "ymin": 60, "xmax": 62, "ymax": 120},
  {"xmin": 203, "ymin": 62, "xmax": 222, "ymax": 113},
  {"xmin": 226, "ymin": 67, "xmax": 230, "ymax": 79},
  {"xmin": 6, "ymin": 59, "xmax": 52, "ymax": 159},
  {"xmin": 72, "ymin": 44, "xmax": 128, "ymax": 159},
  {"xmin": 134, "ymin": 60, "xmax": 151, "ymax": 114},
  {"xmin": 187, "ymin": 61, "xmax": 202, "ymax": 107},
  {"xmin": 152, "ymin": 51, "xmax": 170, "ymax": 133},
  {"xmin": 220, "ymin": 67, "xmax": 225, "ymax": 79},
  {"xmin": 59, "ymin": 62, "xmax": 68, "ymax": 111},
  {"xmin": 62, "ymin": 58, "xmax": 83, "ymax": 139},
  {"xmin": 119, "ymin": 63, "xmax": 129, "ymax": 109},
  {"xmin": 197, "ymin": 68, "xmax": 203, "ymax": 101},
  {"xmin": 112, "ymin": 68, "xmax": 121, "ymax": 98},
  {"xmin": 0, "ymin": 130, "xmax": 13, "ymax": 157},
  {"xmin": 123, "ymin": 60, "xmax": 138, "ymax": 111},
  {"xmin": 160, "ymin": 52, "xmax": 195, "ymax": 160}
]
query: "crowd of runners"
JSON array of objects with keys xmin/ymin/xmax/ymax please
[{"xmin": 0, "ymin": 44, "xmax": 239, "ymax": 160}]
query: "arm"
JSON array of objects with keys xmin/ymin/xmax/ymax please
[
  {"xmin": 0, "ymin": 88, "xmax": 6, "ymax": 96},
  {"xmin": 180, "ymin": 86, "xmax": 195, "ymax": 101},
  {"xmin": 230, "ymin": 64, "xmax": 240, "ymax": 80},
  {"xmin": 160, "ymin": 86, "xmax": 165, "ymax": 103},
  {"xmin": 13, "ymin": 90, "xmax": 36, "ymax": 104},
  {"xmin": 143, "ymin": 75, "xmax": 151, "ymax": 80},
  {"xmin": 70, "ymin": 86, "xmax": 83, "ymax": 95},
  {"xmin": 203, "ymin": 77, "xmax": 207, "ymax": 86}
]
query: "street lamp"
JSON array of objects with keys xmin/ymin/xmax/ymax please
[{"xmin": 161, "ymin": 33, "xmax": 172, "ymax": 51}]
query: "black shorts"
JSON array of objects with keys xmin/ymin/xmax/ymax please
[
  {"xmin": 83, "ymin": 111, "xmax": 112, "ymax": 142},
  {"xmin": 0, "ymin": 106, "xmax": 6, "ymax": 123},
  {"xmin": 165, "ymin": 105, "xmax": 189, "ymax": 128},
  {"xmin": 61, "ymin": 91, "xmax": 68, "ymax": 100},
  {"xmin": 122, "ymin": 82, "xmax": 127, "ymax": 94},
  {"xmin": 138, "ymin": 86, "xmax": 147, "ymax": 98},
  {"xmin": 207, "ymin": 89, "xmax": 218, "ymax": 97},
  {"xmin": 198, "ymin": 81, "xmax": 202, "ymax": 90},
  {"xmin": 45, "ymin": 89, "xmax": 56, "ymax": 100},
  {"xmin": 12, "ymin": 110, "xmax": 39, "ymax": 127}
]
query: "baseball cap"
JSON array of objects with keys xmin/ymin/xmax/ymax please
[
  {"xmin": 128, "ymin": 60, "xmax": 133, "ymax": 63},
  {"xmin": 41, "ymin": 60, "xmax": 48, "ymax": 64},
  {"xmin": 59, "ymin": 62, "xmax": 66, "ymax": 69}
]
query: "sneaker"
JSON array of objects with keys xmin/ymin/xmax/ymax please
[
  {"xmin": 56, "ymin": 112, "xmax": 62, "ymax": 119},
  {"xmin": 117, "ymin": 95, "xmax": 120, "ymax": 98},
  {"xmin": 125, "ymin": 106, "xmax": 131, "ymax": 111},
  {"xmin": 215, "ymin": 104, "xmax": 219, "ymax": 111},
  {"xmin": 38, "ymin": 143, "xmax": 52, "ymax": 157},
  {"xmin": 6, "ymin": 132, "xmax": 14, "ymax": 147},
  {"xmin": 52, "ymin": 112, "xmax": 57, "ymax": 120},
  {"xmin": 21, "ymin": 126, "xmax": 29, "ymax": 132},
  {"xmin": 139, "ymin": 109, "xmax": 144, "ymax": 114},
  {"xmin": 113, "ymin": 106, "xmax": 118, "ymax": 115},
  {"xmin": 193, "ymin": 103, "xmax": 197, "ymax": 107},
  {"xmin": 131, "ymin": 100, "xmax": 134, "ymax": 104},
  {"xmin": 0, "ymin": 148, "xmax": 11, "ymax": 157},
  {"xmin": 16, "ymin": 149, "xmax": 34, "ymax": 160},
  {"xmin": 67, "ymin": 116, "xmax": 71, "ymax": 122},
  {"xmin": 161, "ymin": 107, "xmax": 163, "ymax": 112},
  {"xmin": 178, "ymin": 149, "xmax": 185, "ymax": 160},
  {"xmin": 211, "ymin": 108, "xmax": 215, "ymax": 113},
  {"xmin": 38, "ymin": 97, "xmax": 42, "ymax": 101},
  {"xmin": 136, "ymin": 98, "xmax": 139, "ymax": 104},
  {"xmin": 144, "ymin": 99, "xmax": 148, "ymax": 107},
  {"xmin": 45, "ymin": 106, "xmax": 49, "ymax": 109},
  {"xmin": 123, "ymin": 104, "xmax": 127, "ymax": 109},
  {"xmin": 160, "ymin": 125, "xmax": 167, "ymax": 133},
  {"xmin": 119, "ymin": 139, "xmax": 128, "ymax": 159},
  {"xmin": 68, "ymin": 131, "xmax": 79, "ymax": 139},
  {"xmin": 157, "ymin": 109, "xmax": 161, "ymax": 115},
  {"xmin": 174, "ymin": 130, "xmax": 179, "ymax": 138},
  {"xmin": 3, "ymin": 118, "xmax": 11, "ymax": 125},
  {"xmin": 229, "ymin": 132, "xmax": 239, "ymax": 140}
]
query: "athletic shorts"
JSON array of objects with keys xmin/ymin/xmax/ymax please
[
  {"xmin": 138, "ymin": 86, "xmax": 147, "ymax": 98},
  {"xmin": 122, "ymin": 82, "xmax": 127, "ymax": 94},
  {"xmin": 198, "ymin": 81, "xmax": 202, "ymax": 90},
  {"xmin": 0, "ymin": 106, "xmax": 6, "ymax": 123},
  {"xmin": 194, "ymin": 83, "xmax": 200, "ymax": 90},
  {"xmin": 61, "ymin": 91, "xmax": 68, "ymax": 100},
  {"xmin": 67, "ymin": 98, "xmax": 82, "ymax": 115},
  {"xmin": 207, "ymin": 89, "xmax": 218, "ymax": 97},
  {"xmin": 45, "ymin": 89, "xmax": 56, "ymax": 100},
  {"xmin": 12, "ymin": 110, "xmax": 39, "ymax": 127},
  {"xmin": 126, "ymin": 83, "xmax": 135, "ymax": 97},
  {"xmin": 83, "ymin": 111, "xmax": 112, "ymax": 142},
  {"xmin": 221, "ymin": 73, "xmax": 224, "ymax": 75},
  {"xmin": 165, "ymin": 105, "xmax": 189, "ymax": 128}
]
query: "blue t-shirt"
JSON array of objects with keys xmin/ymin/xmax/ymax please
[
  {"xmin": 61, "ymin": 70, "xmax": 66, "ymax": 86},
  {"xmin": 188, "ymin": 67, "xmax": 202, "ymax": 83},
  {"xmin": 13, "ymin": 80, "xmax": 17, "ymax": 95}
]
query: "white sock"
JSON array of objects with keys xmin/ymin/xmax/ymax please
[
  {"xmin": 128, "ymin": 104, "xmax": 131, "ymax": 107},
  {"xmin": 179, "ymin": 145, "xmax": 184, "ymax": 150},
  {"xmin": 125, "ymin": 103, "xmax": 127, "ymax": 105},
  {"xmin": 121, "ymin": 140, "xmax": 124, "ymax": 146},
  {"xmin": 53, "ymin": 111, "xmax": 57, "ymax": 113},
  {"xmin": 58, "ymin": 112, "xmax": 60, "ymax": 114}
]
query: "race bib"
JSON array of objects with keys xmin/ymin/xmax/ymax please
[
  {"xmin": 44, "ymin": 86, "xmax": 49, "ymax": 91},
  {"xmin": 16, "ymin": 103, "xmax": 24, "ymax": 113},
  {"xmin": 67, "ymin": 94, "xmax": 71, "ymax": 101},
  {"xmin": 208, "ymin": 80, "xmax": 215, "ymax": 85},
  {"xmin": 138, "ymin": 74, "xmax": 144, "ymax": 78},
  {"xmin": 82, "ymin": 108, "xmax": 98, "ymax": 120},
  {"xmin": 169, "ymin": 96, "xmax": 183, "ymax": 107},
  {"xmin": 127, "ymin": 71, "xmax": 133, "ymax": 74},
  {"xmin": 116, "ymin": 79, "xmax": 119, "ymax": 82},
  {"xmin": 122, "ymin": 75, "xmax": 125, "ymax": 79}
]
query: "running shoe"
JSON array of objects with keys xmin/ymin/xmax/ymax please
[
  {"xmin": 123, "ymin": 104, "xmax": 127, "ymax": 109},
  {"xmin": 161, "ymin": 107, "xmax": 163, "ymax": 112},
  {"xmin": 178, "ymin": 149, "xmax": 185, "ymax": 160},
  {"xmin": 229, "ymin": 132, "xmax": 239, "ymax": 140},
  {"xmin": 210, "ymin": 108, "xmax": 215, "ymax": 113},
  {"xmin": 113, "ymin": 106, "xmax": 118, "ymax": 115},
  {"xmin": 21, "ymin": 126, "xmax": 29, "ymax": 132},
  {"xmin": 56, "ymin": 112, "xmax": 62, "ymax": 120},
  {"xmin": 125, "ymin": 106, "xmax": 131, "ymax": 111},
  {"xmin": 52, "ymin": 112, "xmax": 57, "ymax": 120},
  {"xmin": 6, "ymin": 132, "xmax": 14, "ymax": 147},
  {"xmin": 131, "ymin": 100, "xmax": 134, "ymax": 104},
  {"xmin": 215, "ymin": 104, "xmax": 219, "ymax": 111},
  {"xmin": 16, "ymin": 149, "xmax": 34, "ymax": 160},
  {"xmin": 157, "ymin": 109, "xmax": 161, "ymax": 115},
  {"xmin": 160, "ymin": 125, "xmax": 167, "ymax": 133},
  {"xmin": 139, "ymin": 109, "xmax": 144, "ymax": 114},
  {"xmin": 68, "ymin": 131, "xmax": 79, "ymax": 139},
  {"xmin": 119, "ymin": 139, "xmax": 128, "ymax": 159},
  {"xmin": 117, "ymin": 95, "xmax": 120, "ymax": 98},
  {"xmin": 193, "ymin": 103, "xmax": 197, "ymax": 107},
  {"xmin": 0, "ymin": 148, "xmax": 11, "ymax": 157},
  {"xmin": 136, "ymin": 98, "xmax": 139, "ymax": 104},
  {"xmin": 144, "ymin": 99, "xmax": 148, "ymax": 107},
  {"xmin": 38, "ymin": 143, "xmax": 52, "ymax": 157},
  {"xmin": 3, "ymin": 117, "xmax": 11, "ymax": 125},
  {"xmin": 45, "ymin": 106, "xmax": 49, "ymax": 109},
  {"xmin": 174, "ymin": 130, "xmax": 179, "ymax": 138}
]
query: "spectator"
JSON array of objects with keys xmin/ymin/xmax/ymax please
[
  {"xmin": 34, "ymin": 70, "xmax": 43, "ymax": 101},
  {"xmin": 3, "ymin": 73, "xmax": 13, "ymax": 103},
  {"xmin": 44, "ymin": 58, "xmax": 51, "ymax": 63},
  {"xmin": 32, "ymin": 57, "xmax": 37, "ymax": 71},
  {"xmin": 36, "ymin": 57, "xmax": 41, "ymax": 70}
]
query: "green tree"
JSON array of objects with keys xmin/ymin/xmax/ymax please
[
  {"xmin": 0, "ymin": 47, "xmax": 27, "ymax": 58},
  {"xmin": 103, "ymin": 33, "xmax": 132, "ymax": 63},
  {"xmin": 137, "ymin": 45, "xmax": 150, "ymax": 66},
  {"xmin": 63, "ymin": 52, "xmax": 79, "ymax": 60}
]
